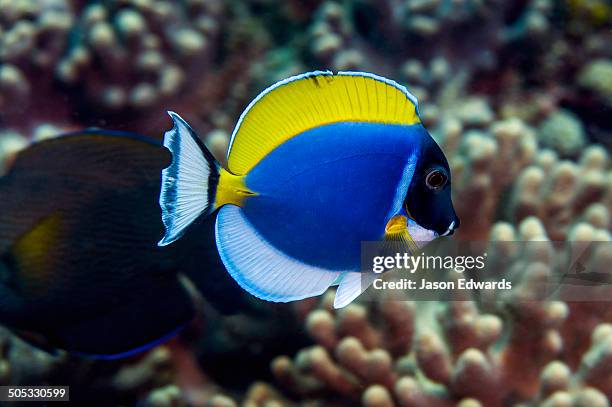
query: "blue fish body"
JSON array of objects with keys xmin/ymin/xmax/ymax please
[{"xmin": 243, "ymin": 122, "xmax": 422, "ymax": 270}]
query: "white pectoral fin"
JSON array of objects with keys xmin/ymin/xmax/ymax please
[
  {"xmin": 215, "ymin": 205, "xmax": 344, "ymax": 302},
  {"xmin": 333, "ymin": 272, "xmax": 379, "ymax": 309}
]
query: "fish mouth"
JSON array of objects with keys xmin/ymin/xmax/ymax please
[{"xmin": 439, "ymin": 220, "xmax": 457, "ymax": 237}]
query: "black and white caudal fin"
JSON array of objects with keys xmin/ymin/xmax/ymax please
[{"xmin": 158, "ymin": 112, "xmax": 220, "ymax": 247}]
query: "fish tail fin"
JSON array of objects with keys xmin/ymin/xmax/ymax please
[{"xmin": 158, "ymin": 112, "xmax": 220, "ymax": 247}]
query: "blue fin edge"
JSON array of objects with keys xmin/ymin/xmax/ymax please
[{"xmin": 72, "ymin": 324, "xmax": 185, "ymax": 360}]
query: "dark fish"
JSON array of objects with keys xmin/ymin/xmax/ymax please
[
  {"xmin": 0, "ymin": 130, "xmax": 308, "ymax": 381},
  {"xmin": 0, "ymin": 131, "xmax": 197, "ymax": 358}
]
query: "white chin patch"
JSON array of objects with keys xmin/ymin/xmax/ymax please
[{"xmin": 407, "ymin": 219, "xmax": 438, "ymax": 249}]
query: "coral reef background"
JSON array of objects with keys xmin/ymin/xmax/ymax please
[{"xmin": 0, "ymin": 0, "xmax": 610, "ymax": 406}]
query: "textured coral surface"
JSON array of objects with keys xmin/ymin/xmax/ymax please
[{"xmin": 0, "ymin": 0, "xmax": 610, "ymax": 406}]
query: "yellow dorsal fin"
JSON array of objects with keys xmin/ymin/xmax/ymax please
[{"xmin": 227, "ymin": 71, "xmax": 421, "ymax": 175}]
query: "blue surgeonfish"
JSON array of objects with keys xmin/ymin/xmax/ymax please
[{"xmin": 159, "ymin": 71, "xmax": 459, "ymax": 308}]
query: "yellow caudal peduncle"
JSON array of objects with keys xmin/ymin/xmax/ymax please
[{"xmin": 214, "ymin": 168, "xmax": 256, "ymax": 209}]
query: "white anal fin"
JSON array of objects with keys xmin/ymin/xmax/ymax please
[
  {"xmin": 215, "ymin": 205, "xmax": 345, "ymax": 302},
  {"xmin": 333, "ymin": 272, "xmax": 379, "ymax": 309}
]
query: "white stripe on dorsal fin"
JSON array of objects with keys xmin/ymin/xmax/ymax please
[{"xmin": 215, "ymin": 205, "xmax": 345, "ymax": 302}]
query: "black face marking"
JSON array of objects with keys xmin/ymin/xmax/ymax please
[{"xmin": 405, "ymin": 127, "xmax": 459, "ymax": 236}]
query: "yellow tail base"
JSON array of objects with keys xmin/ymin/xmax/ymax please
[{"xmin": 214, "ymin": 169, "xmax": 256, "ymax": 209}]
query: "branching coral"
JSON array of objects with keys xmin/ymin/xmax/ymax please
[
  {"xmin": 0, "ymin": 123, "xmax": 72, "ymax": 175},
  {"xmin": 309, "ymin": 1, "xmax": 363, "ymax": 71},
  {"xmin": 0, "ymin": 0, "xmax": 226, "ymax": 135},
  {"xmin": 578, "ymin": 59, "xmax": 612, "ymax": 107},
  {"xmin": 267, "ymin": 283, "xmax": 610, "ymax": 406},
  {"xmin": 434, "ymin": 117, "xmax": 539, "ymax": 240},
  {"xmin": 538, "ymin": 110, "xmax": 587, "ymax": 158},
  {"xmin": 508, "ymin": 145, "xmax": 610, "ymax": 241},
  {"xmin": 262, "ymin": 187, "xmax": 610, "ymax": 406},
  {"xmin": 56, "ymin": 0, "xmax": 223, "ymax": 112},
  {"xmin": 0, "ymin": 0, "xmax": 72, "ymax": 116},
  {"xmin": 0, "ymin": 327, "xmax": 66, "ymax": 386},
  {"xmin": 0, "ymin": 327, "xmax": 240, "ymax": 406},
  {"xmin": 434, "ymin": 113, "xmax": 610, "ymax": 242},
  {"xmin": 0, "ymin": 0, "xmax": 611, "ymax": 406}
]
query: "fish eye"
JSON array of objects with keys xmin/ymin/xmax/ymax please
[{"xmin": 425, "ymin": 169, "xmax": 447, "ymax": 190}]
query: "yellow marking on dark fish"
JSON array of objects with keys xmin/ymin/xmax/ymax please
[{"xmin": 11, "ymin": 213, "xmax": 62, "ymax": 292}]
